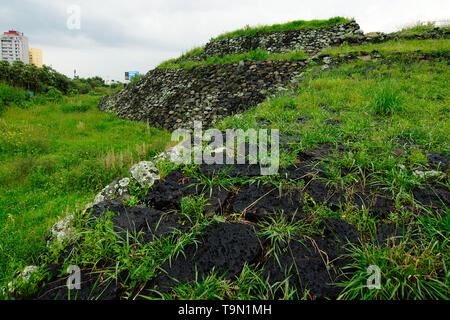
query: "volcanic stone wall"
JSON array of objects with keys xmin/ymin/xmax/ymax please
[
  {"xmin": 176, "ymin": 23, "xmax": 450, "ymax": 64},
  {"xmin": 98, "ymin": 60, "xmax": 309, "ymax": 131},
  {"xmin": 205, "ymin": 21, "xmax": 361, "ymax": 54},
  {"xmin": 98, "ymin": 24, "xmax": 449, "ymax": 132},
  {"xmin": 179, "ymin": 21, "xmax": 362, "ymax": 63}
]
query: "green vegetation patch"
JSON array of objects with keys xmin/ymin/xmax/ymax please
[
  {"xmin": 212, "ymin": 17, "xmax": 352, "ymax": 41},
  {"xmin": 158, "ymin": 48, "xmax": 308, "ymax": 69},
  {"xmin": 321, "ymin": 39, "xmax": 450, "ymax": 56},
  {"xmin": 396, "ymin": 21, "xmax": 450, "ymax": 36},
  {"xmin": 0, "ymin": 92, "xmax": 170, "ymax": 282}
]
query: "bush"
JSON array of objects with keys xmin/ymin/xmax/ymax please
[
  {"xmin": 68, "ymin": 88, "xmax": 79, "ymax": 96},
  {"xmin": 45, "ymin": 88, "xmax": 63, "ymax": 101},
  {"xmin": 0, "ymin": 82, "xmax": 32, "ymax": 110}
]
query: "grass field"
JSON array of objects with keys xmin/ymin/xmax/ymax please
[{"xmin": 0, "ymin": 91, "xmax": 170, "ymax": 282}]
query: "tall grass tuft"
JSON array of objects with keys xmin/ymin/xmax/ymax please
[{"xmin": 368, "ymin": 83, "xmax": 404, "ymax": 116}]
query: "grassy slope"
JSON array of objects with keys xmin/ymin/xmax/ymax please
[
  {"xmin": 161, "ymin": 51, "xmax": 450, "ymax": 299},
  {"xmin": 0, "ymin": 93, "xmax": 170, "ymax": 281},
  {"xmin": 217, "ymin": 49, "xmax": 449, "ymax": 299},
  {"xmin": 321, "ymin": 38, "xmax": 450, "ymax": 55}
]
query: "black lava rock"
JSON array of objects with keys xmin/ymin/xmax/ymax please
[
  {"xmin": 230, "ymin": 183, "xmax": 304, "ymax": 222},
  {"xmin": 146, "ymin": 222, "xmax": 263, "ymax": 295}
]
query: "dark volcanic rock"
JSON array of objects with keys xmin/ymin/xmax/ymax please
[
  {"xmin": 320, "ymin": 218, "xmax": 360, "ymax": 245},
  {"xmin": 143, "ymin": 169, "xmax": 200, "ymax": 210},
  {"xmin": 142, "ymin": 169, "xmax": 231, "ymax": 215},
  {"xmin": 202, "ymin": 185, "xmax": 231, "ymax": 216},
  {"xmin": 322, "ymin": 119, "xmax": 342, "ymax": 126},
  {"xmin": 374, "ymin": 223, "xmax": 408, "ymax": 248},
  {"xmin": 199, "ymin": 163, "xmax": 262, "ymax": 178},
  {"xmin": 262, "ymin": 219, "xmax": 359, "ymax": 299},
  {"xmin": 351, "ymin": 188, "xmax": 396, "ymax": 218},
  {"xmin": 413, "ymin": 185, "xmax": 450, "ymax": 211},
  {"xmin": 146, "ymin": 222, "xmax": 262, "ymax": 294},
  {"xmin": 296, "ymin": 115, "xmax": 313, "ymax": 124},
  {"xmin": 281, "ymin": 163, "xmax": 327, "ymax": 181},
  {"xmin": 303, "ymin": 180, "xmax": 345, "ymax": 210},
  {"xmin": 90, "ymin": 200, "xmax": 190, "ymax": 241},
  {"xmin": 297, "ymin": 143, "xmax": 346, "ymax": 162},
  {"xmin": 427, "ymin": 152, "xmax": 450, "ymax": 171},
  {"xmin": 371, "ymin": 195, "xmax": 396, "ymax": 216},
  {"xmin": 36, "ymin": 270, "xmax": 123, "ymax": 300},
  {"xmin": 230, "ymin": 183, "xmax": 304, "ymax": 222},
  {"xmin": 302, "ymin": 179, "xmax": 396, "ymax": 217}
]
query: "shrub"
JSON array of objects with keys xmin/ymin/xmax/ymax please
[
  {"xmin": 67, "ymin": 88, "xmax": 79, "ymax": 96},
  {"xmin": 0, "ymin": 82, "xmax": 32, "ymax": 110},
  {"xmin": 46, "ymin": 88, "xmax": 63, "ymax": 101}
]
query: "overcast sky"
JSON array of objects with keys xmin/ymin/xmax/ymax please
[{"xmin": 1, "ymin": 0, "xmax": 449, "ymax": 81}]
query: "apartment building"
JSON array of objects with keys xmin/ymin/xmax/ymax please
[{"xmin": 0, "ymin": 30, "xmax": 29, "ymax": 64}]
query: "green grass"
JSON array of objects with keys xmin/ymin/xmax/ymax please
[
  {"xmin": 219, "ymin": 56, "xmax": 450, "ymax": 171},
  {"xmin": 212, "ymin": 17, "xmax": 352, "ymax": 41},
  {"xmin": 367, "ymin": 81, "xmax": 405, "ymax": 116},
  {"xmin": 320, "ymin": 39, "xmax": 450, "ymax": 56},
  {"xmin": 338, "ymin": 213, "xmax": 449, "ymax": 299},
  {"xmin": 144, "ymin": 264, "xmax": 299, "ymax": 300},
  {"xmin": 158, "ymin": 48, "xmax": 309, "ymax": 69},
  {"xmin": 0, "ymin": 92, "xmax": 170, "ymax": 282},
  {"xmin": 397, "ymin": 21, "xmax": 449, "ymax": 36}
]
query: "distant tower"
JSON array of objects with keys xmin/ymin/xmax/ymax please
[{"xmin": 0, "ymin": 30, "xmax": 29, "ymax": 64}]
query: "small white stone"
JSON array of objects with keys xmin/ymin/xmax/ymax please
[
  {"xmin": 413, "ymin": 170, "xmax": 441, "ymax": 179},
  {"xmin": 22, "ymin": 266, "xmax": 38, "ymax": 281},
  {"xmin": 49, "ymin": 215, "xmax": 75, "ymax": 244}
]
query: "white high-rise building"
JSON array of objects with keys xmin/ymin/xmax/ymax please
[{"xmin": 0, "ymin": 30, "xmax": 29, "ymax": 64}]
